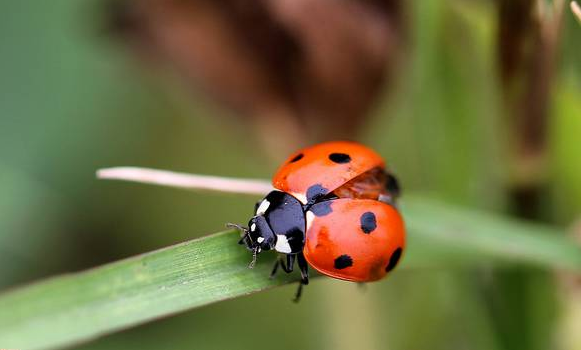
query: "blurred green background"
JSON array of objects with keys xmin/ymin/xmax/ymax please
[{"xmin": 1, "ymin": 1, "xmax": 580, "ymax": 349}]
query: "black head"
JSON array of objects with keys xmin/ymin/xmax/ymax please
[
  {"xmin": 244, "ymin": 215, "xmax": 277, "ymax": 251},
  {"xmin": 228, "ymin": 215, "xmax": 276, "ymax": 268}
]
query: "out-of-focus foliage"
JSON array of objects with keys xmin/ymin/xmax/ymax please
[
  {"xmin": 106, "ymin": 0, "xmax": 406, "ymax": 154},
  {"xmin": 0, "ymin": 0, "xmax": 580, "ymax": 350}
]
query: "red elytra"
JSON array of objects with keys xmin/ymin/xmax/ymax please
[
  {"xmin": 304, "ymin": 199, "xmax": 405, "ymax": 282},
  {"xmin": 272, "ymin": 141, "xmax": 385, "ymax": 204}
]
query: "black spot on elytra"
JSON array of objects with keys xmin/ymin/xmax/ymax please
[
  {"xmin": 306, "ymin": 184, "xmax": 328, "ymax": 203},
  {"xmin": 334, "ymin": 254, "xmax": 353, "ymax": 269},
  {"xmin": 329, "ymin": 153, "xmax": 351, "ymax": 164},
  {"xmin": 385, "ymin": 247, "xmax": 402, "ymax": 272},
  {"xmin": 289, "ymin": 153, "xmax": 304, "ymax": 163},
  {"xmin": 310, "ymin": 201, "xmax": 333, "ymax": 216},
  {"xmin": 386, "ymin": 173, "xmax": 401, "ymax": 197},
  {"xmin": 360, "ymin": 212, "xmax": 377, "ymax": 234}
]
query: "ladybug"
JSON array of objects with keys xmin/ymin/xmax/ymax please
[{"xmin": 229, "ymin": 141, "xmax": 405, "ymax": 301}]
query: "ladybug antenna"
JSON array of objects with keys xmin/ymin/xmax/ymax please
[
  {"xmin": 226, "ymin": 222, "xmax": 248, "ymax": 233},
  {"xmin": 226, "ymin": 223, "xmax": 249, "ymax": 244}
]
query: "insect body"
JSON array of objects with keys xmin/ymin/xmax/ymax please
[{"xmin": 232, "ymin": 141, "xmax": 405, "ymax": 301}]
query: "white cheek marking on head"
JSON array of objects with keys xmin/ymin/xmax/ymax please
[
  {"xmin": 257, "ymin": 237, "xmax": 265, "ymax": 243},
  {"xmin": 274, "ymin": 234, "xmax": 292, "ymax": 254},
  {"xmin": 306, "ymin": 211, "xmax": 315, "ymax": 231},
  {"xmin": 250, "ymin": 223, "xmax": 256, "ymax": 231},
  {"xmin": 256, "ymin": 199, "xmax": 271, "ymax": 215},
  {"xmin": 291, "ymin": 192, "xmax": 307, "ymax": 204}
]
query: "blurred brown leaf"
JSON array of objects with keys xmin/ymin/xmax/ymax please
[{"xmin": 106, "ymin": 0, "xmax": 405, "ymax": 154}]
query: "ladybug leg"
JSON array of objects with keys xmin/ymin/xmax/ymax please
[
  {"xmin": 280, "ymin": 254, "xmax": 295, "ymax": 273},
  {"xmin": 293, "ymin": 253, "xmax": 309, "ymax": 303},
  {"xmin": 297, "ymin": 253, "xmax": 309, "ymax": 284},
  {"xmin": 269, "ymin": 254, "xmax": 295, "ymax": 279},
  {"xmin": 294, "ymin": 283, "xmax": 304, "ymax": 303},
  {"xmin": 269, "ymin": 259, "xmax": 280, "ymax": 279}
]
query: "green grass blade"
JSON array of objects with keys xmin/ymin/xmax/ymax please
[
  {"xmin": 0, "ymin": 231, "xmax": 297, "ymax": 350},
  {"xmin": 0, "ymin": 196, "xmax": 580, "ymax": 350},
  {"xmin": 404, "ymin": 195, "xmax": 581, "ymax": 270}
]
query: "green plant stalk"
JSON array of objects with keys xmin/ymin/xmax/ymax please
[{"xmin": 0, "ymin": 195, "xmax": 580, "ymax": 350}]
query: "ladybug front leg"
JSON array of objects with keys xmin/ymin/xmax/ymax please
[
  {"xmin": 269, "ymin": 254, "xmax": 295, "ymax": 279},
  {"xmin": 297, "ymin": 253, "xmax": 309, "ymax": 284},
  {"xmin": 293, "ymin": 253, "xmax": 309, "ymax": 302}
]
